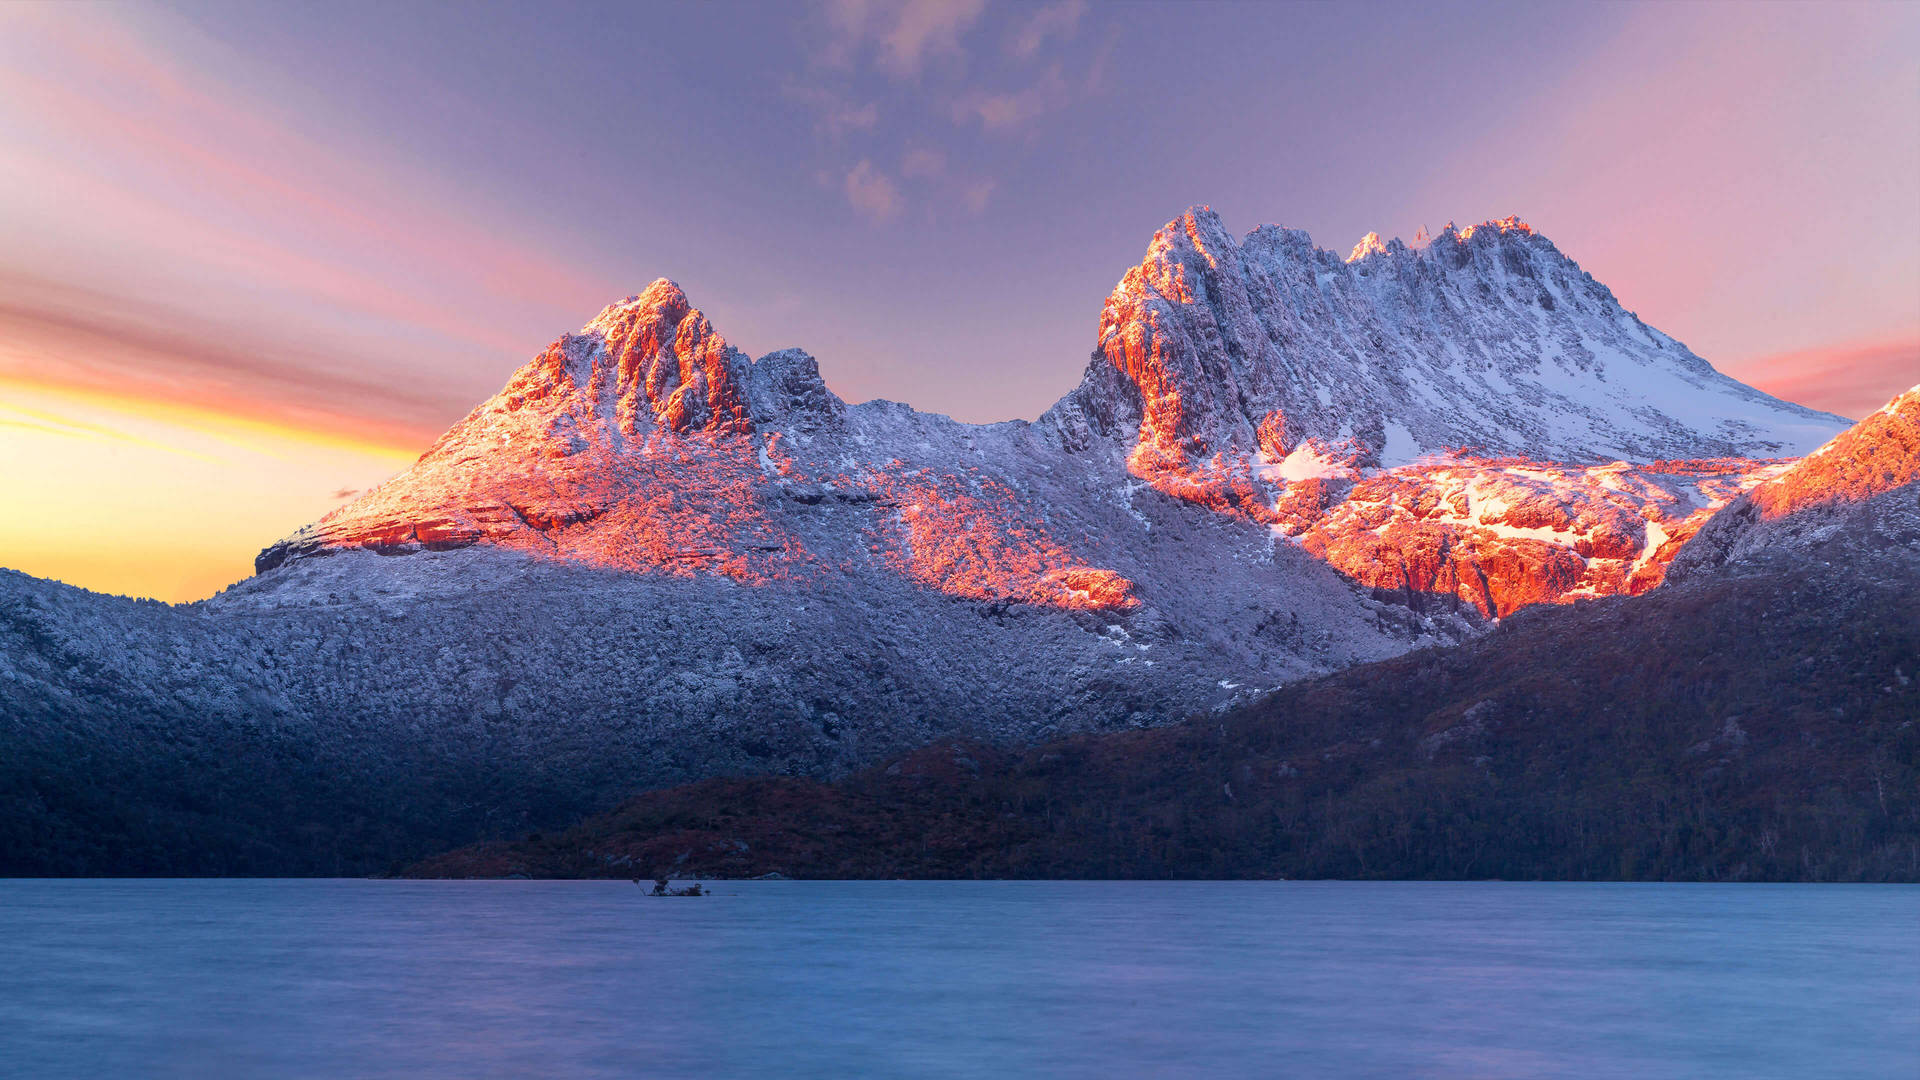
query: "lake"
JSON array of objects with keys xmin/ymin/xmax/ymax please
[{"xmin": 0, "ymin": 880, "xmax": 1913, "ymax": 1078}]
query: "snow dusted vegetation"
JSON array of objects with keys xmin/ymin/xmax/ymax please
[{"xmin": 2, "ymin": 208, "xmax": 1887, "ymax": 873}]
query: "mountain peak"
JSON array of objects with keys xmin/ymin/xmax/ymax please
[
  {"xmin": 1339, "ymin": 217, "xmax": 1535, "ymax": 265},
  {"xmin": 1346, "ymin": 232, "xmax": 1393, "ymax": 262},
  {"xmin": 1454, "ymin": 215, "xmax": 1534, "ymax": 242},
  {"xmin": 1752, "ymin": 383, "xmax": 1918, "ymax": 520},
  {"xmin": 581, "ymin": 277, "xmax": 691, "ymax": 336},
  {"xmin": 514, "ymin": 277, "xmax": 751, "ymax": 437},
  {"xmin": 1063, "ymin": 206, "xmax": 1844, "ymax": 490}
]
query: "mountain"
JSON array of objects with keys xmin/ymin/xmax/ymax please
[
  {"xmin": 261, "ymin": 211, "xmax": 1844, "ymax": 618},
  {"xmin": 1053, "ymin": 211, "xmax": 1838, "ymax": 474},
  {"xmin": 0, "ymin": 208, "xmax": 1857, "ymax": 874},
  {"xmin": 407, "ymin": 393, "xmax": 1920, "ymax": 882},
  {"xmin": 1049, "ymin": 209, "xmax": 1845, "ymax": 615}
]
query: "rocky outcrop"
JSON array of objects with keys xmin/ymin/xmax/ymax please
[
  {"xmin": 1668, "ymin": 386, "xmax": 1920, "ymax": 581},
  {"xmin": 1295, "ymin": 456, "xmax": 1788, "ymax": 616}
]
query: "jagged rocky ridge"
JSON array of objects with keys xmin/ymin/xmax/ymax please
[
  {"xmin": 0, "ymin": 209, "xmax": 1869, "ymax": 873},
  {"xmin": 258, "ymin": 209, "xmax": 1844, "ymax": 617},
  {"xmin": 1054, "ymin": 212, "xmax": 1840, "ymax": 473}
]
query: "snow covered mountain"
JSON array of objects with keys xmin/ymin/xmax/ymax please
[
  {"xmin": 1052, "ymin": 210, "xmax": 1839, "ymax": 477},
  {"xmin": 256, "ymin": 208, "xmax": 1845, "ymax": 618},
  {"xmin": 0, "ymin": 207, "xmax": 1868, "ymax": 872}
]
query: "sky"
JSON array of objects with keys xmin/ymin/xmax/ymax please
[{"xmin": 1, "ymin": 0, "xmax": 1916, "ymax": 602}]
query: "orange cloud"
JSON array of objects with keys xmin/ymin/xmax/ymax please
[
  {"xmin": 0, "ymin": 396, "xmax": 218, "ymax": 460},
  {"xmin": 0, "ymin": 374, "xmax": 424, "ymax": 463},
  {"xmin": 1726, "ymin": 337, "xmax": 1920, "ymax": 421},
  {"xmin": 0, "ymin": 279, "xmax": 459, "ymax": 453}
]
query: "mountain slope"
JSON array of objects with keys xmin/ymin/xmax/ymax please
[
  {"xmin": 409, "ymin": 542, "xmax": 1920, "ymax": 883},
  {"xmin": 1669, "ymin": 385, "xmax": 1919, "ymax": 581},
  {"xmin": 258, "ymin": 280, "xmax": 1140, "ymax": 609}
]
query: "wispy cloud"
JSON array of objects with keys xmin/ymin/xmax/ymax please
[
  {"xmin": 952, "ymin": 64, "xmax": 1071, "ymax": 132},
  {"xmin": 844, "ymin": 159, "xmax": 904, "ymax": 221},
  {"xmin": 784, "ymin": 82, "xmax": 881, "ymax": 139},
  {"xmin": 961, "ymin": 178, "xmax": 996, "ymax": 213},
  {"xmin": 1084, "ymin": 23, "xmax": 1121, "ymax": 94},
  {"xmin": 794, "ymin": 1, "xmax": 1113, "ymax": 218},
  {"xmin": 901, "ymin": 146, "xmax": 947, "ymax": 178},
  {"xmin": 1730, "ymin": 336, "xmax": 1920, "ymax": 421},
  {"xmin": 0, "ymin": 273, "xmax": 458, "ymax": 450},
  {"xmin": 0, "ymin": 16, "xmax": 603, "ymax": 314},
  {"xmin": 0, "ymin": 399, "xmax": 216, "ymax": 460},
  {"xmin": 897, "ymin": 147, "xmax": 992, "ymax": 215},
  {"xmin": 819, "ymin": 0, "xmax": 989, "ymax": 79},
  {"xmin": 1008, "ymin": 0, "xmax": 1085, "ymax": 60}
]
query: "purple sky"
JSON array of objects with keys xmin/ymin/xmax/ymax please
[
  {"xmin": 2, "ymin": 0, "xmax": 1917, "ymax": 600},
  {"xmin": 5, "ymin": 0, "xmax": 1916, "ymax": 430}
]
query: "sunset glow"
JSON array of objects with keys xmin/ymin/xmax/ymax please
[{"xmin": 0, "ymin": 376, "xmax": 413, "ymax": 601}]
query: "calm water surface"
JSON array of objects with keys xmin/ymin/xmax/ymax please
[{"xmin": 0, "ymin": 880, "xmax": 1913, "ymax": 1078}]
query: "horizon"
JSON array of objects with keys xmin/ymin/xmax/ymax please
[{"xmin": 3, "ymin": 0, "xmax": 1917, "ymax": 602}]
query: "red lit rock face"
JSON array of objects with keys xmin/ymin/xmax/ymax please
[
  {"xmin": 1094, "ymin": 439, "xmax": 1784, "ymax": 618},
  {"xmin": 867, "ymin": 470, "xmax": 1137, "ymax": 610},
  {"xmin": 281, "ymin": 429, "xmax": 804, "ymax": 584},
  {"xmin": 1747, "ymin": 386, "xmax": 1919, "ymax": 521},
  {"xmin": 1290, "ymin": 456, "xmax": 1787, "ymax": 616}
]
